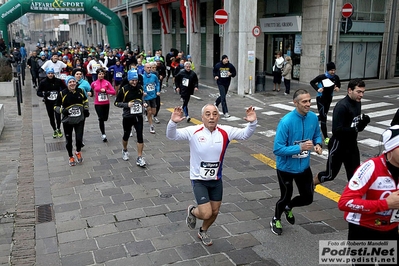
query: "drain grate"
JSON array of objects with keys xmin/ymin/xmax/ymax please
[
  {"xmin": 160, "ymin": 193, "xmax": 172, "ymax": 198},
  {"xmin": 36, "ymin": 204, "xmax": 53, "ymax": 223},
  {"xmin": 32, "ymin": 104, "xmax": 39, "ymax": 107},
  {"xmin": 46, "ymin": 142, "xmax": 65, "ymax": 152}
]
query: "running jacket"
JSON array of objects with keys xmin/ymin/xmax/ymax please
[
  {"xmin": 142, "ymin": 72, "xmax": 160, "ymax": 100},
  {"xmin": 274, "ymin": 109, "xmax": 322, "ymax": 174},
  {"xmin": 90, "ymin": 78, "xmax": 116, "ymax": 105},
  {"xmin": 332, "ymin": 95, "xmax": 361, "ymax": 145},
  {"xmin": 310, "ymin": 72, "xmax": 341, "ymax": 97},
  {"xmin": 166, "ymin": 121, "xmax": 257, "ymax": 180},
  {"xmin": 114, "ymin": 84, "xmax": 144, "ymax": 118},
  {"xmin": 338, "ymin": 154, "xmax": 399, "ymax": 231},
  {"xmin": 213, "ymin": 61, "xmax": 236, "ymax": 87}
]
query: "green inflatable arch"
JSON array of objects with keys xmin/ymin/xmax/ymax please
[{"xmin": 0, "ymin": 0, "xmax": 125, "ymax": 48}]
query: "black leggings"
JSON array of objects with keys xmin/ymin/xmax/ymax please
[
  {"xmin": 45, "ymin": 101, "xmax": 61, "ymax": 131},
  {"xmin": 182, "ymin": 95, "xmax": 191, "ymax": 117},
  {"xmin": 63, "ymin": 121, "xmax": 84, "ymax": 157},
  {"xmin": 122, "ymin": 116, "xmax": 144, "ymax": 143},
  {"xmin": 155, "ymin": 95, "xmax": 161, "ymax": 117},
  {"xmin": 348, "ymin": 223, "xmax": 399, "ymax": 266},
  {"xmin": 316, "ymin": 138, "xmax": 360, "ymax": 183},
  {"xmin": 274, "ymin": 167, "xmax": 314, "ymax": 220},
  {"xmin": 316, "ymin": 95, "xmax": 333, "ymax": 139},
  {"xmin": 95, "ymin": 104, "xmax": 110, "ymax": 134}
]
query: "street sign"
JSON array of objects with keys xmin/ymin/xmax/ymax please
[
  {"xmin": 214, "ymin": 9, "xmax": 228, "ymax": 25},
  {"xmin": 252, "ymin": 26, "xmax": 261, "ymax": 37},
  {"xmin": 341, "ymin": 3, "xmax": 353, "ymax": 18}
]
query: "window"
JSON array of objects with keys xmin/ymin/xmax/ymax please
[{"xmin": 352, "ymin": 0, "xmax": 385, "ymax": 21}]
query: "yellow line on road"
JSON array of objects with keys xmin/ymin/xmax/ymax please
[{"xmin": 251, "ymin": 153, "xmax": 340, "ymax": 203}]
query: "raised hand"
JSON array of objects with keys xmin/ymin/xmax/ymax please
[
  {"xmin": 170, "ymin": 106, "xmax": 186, "ymax": 123},
  {"xmin": 244, "ymin": 106, "xmax": 257, "ymax": 122}
]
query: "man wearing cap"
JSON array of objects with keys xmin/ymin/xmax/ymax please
[
  {"xmin": 37, "ymin": 68, "xmax": 67, "ymax": 138},
  {"xmin": 37, "ymin": 52, "xmax": 48, "ymax": 84},
  {"xmin": 213, "ymin": 55, "xmax": 236, "ymax": 118},
  {"xmin": 114, "ymin": 69, "xmax": 146, "ymax": 167},
  {"xmin": 338, "ymin": 125, "xmax": 399, "ymax": 261},
  {"xmin": 310, "ymin": 62, "xmax": 341, "ymax": 145},
  {"xmin": 314, "ymin": 78, "xmax": 370, "ymax": 185}
]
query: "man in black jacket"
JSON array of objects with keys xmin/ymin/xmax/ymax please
[
  {"xmin": 314, "ymin": 79, "xmax": 370, "ymax": 185},
  {"xmin": 213, "ymin": 55, "xmax": 236, "ymax": 118},
  {"xmin": 27, "ymin": 51, "xmax": 40, "ymax": 88},
  {"xmin": 175, "ymin": 62, "xmax": 198, "ymax": 122},
  {"xmin": 37, "ymin": 68, "xmax": 67, "ymax": 138}
]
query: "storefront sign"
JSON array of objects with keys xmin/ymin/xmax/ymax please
[
  {"xmin": 294, "ymin": 34, "xmax": 302, "ymax": 54},
  {"xmin": 259, "ymin": 16, "xmax": 302, "ymax": 32}
]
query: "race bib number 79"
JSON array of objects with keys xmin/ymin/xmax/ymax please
[{"xmin": 200, "ymin": 161, "xmax": 220, "ymax": 180}]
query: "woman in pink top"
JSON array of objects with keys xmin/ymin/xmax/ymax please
[{"xmin": 90, "ymin": 68, "xmax": 116, "ymax": 142}]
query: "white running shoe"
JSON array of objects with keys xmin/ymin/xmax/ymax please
[
  {"xmin": 122, "ymin": 150, "xmax": 129, "ymax": 161},
  {"xmin": 101, "ymin": 134, "xmax": 107, "ymax": 142}
]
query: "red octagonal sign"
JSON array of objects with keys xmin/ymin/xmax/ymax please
[
  {"xmin": 214, "ymin": 9, "xmax": 228, "ymax": 25},
  {"xmin": 342, "ymin": 3, "xmax": 353, "ymax": 18}
]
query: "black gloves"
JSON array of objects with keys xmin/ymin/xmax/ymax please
[
  {"xmin": 84, "ymin": 109, "xmax": 90, "ymax": 118},
  {"xmin": 357, "ymin": 114, "xmax": 370, "ymax": 132},
  {"xmin": 62, "ymin": 107, "xmax": 69, "ymax": 116}
]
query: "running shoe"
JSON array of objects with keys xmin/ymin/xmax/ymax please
[
  {"xmin": 186, "ymin": 116, "xmax": 191, "ymax": 123},
  {"xmin": 284, "ymin": 208, "xmax": 295, "ymax": 225},
  {"xmin": 198, "ymin": 229, "xmax": 213, "ymax": 246},
  {"xmin": 186, "ymin": 205, "xmax": 196, "ymax": 229},
  {"xmin": 224, "ymin": 113, "xmax": 231, "ymax": 118},
  {"xmin": 136, "ymin": 156, "xmax": 146, "ymax": 167},
  {"xmin": 150, "ymin": 125, "xmax": 155, "ymax": 134},
  {"xmin": 75, "ymin": 152, "xmax": 83, "ymax": 164},
  {"xmin": 101, "ymin": 134, "xmax": 107, "ymax": 142},
  {"xmin": 270, "ymin": 218, "xmax": 282, "ymax": 235},
  {"xmin": 56, "ymin": 129, "xmax": 63, "ymax": 138},
  {"xmin": 69, "ymin": 156, "xmax": 76, "ymax": 167},
  {"xmin": 144, "ymin": 115, "xmax": 148, "ymax": 122},
  {"xmin": 122, "ymin": 150, "xmax": 129, "ymax": 161},
  {"xmin": 53, "ymin": 130, "xmax": 57, "ymax": 138},
  {"xmin": 153, "ymin": 116, "xmax": 160, "ymax": 124},
  {"xmin": 324, "ymin": 137, "xmax": 330, "ymax": 145}
]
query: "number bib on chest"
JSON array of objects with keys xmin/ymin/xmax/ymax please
[
  {"xmin": 69, "ymin": 106, "xmax": 82, "ymax": 117},
  {"xmin": 182, "ymin": 78, "xmax": 189, "ymax": 87},
  {"xmin": 292, "ymin": 139, "xmax": 310, "ymax": 159},
  {"xmin": 146, "ymin": 84, "xmax": 155, "ymax": 92},
  {"xmin": 47, "ymin": 91, "xmax": 58, "ymax": 100},
  {"xmin": 390, "ymin": 209, "xmax": 399, "ymax": 223},
  {"xmin": 130, "ymin": 101, "xmax": 143, "ymax": 114},
  {"xmin": 98, "ymin": 92, "xmax": 108, "ymax": 102},
  {"xmin": 220, "ymin": 70, "xmax": 229, "ymax": 78},
  {"xmin": 199, "ymin": 161, "xmax": 220, "ymax": 180},
  {"xmin": 116, "ymin": 72, "xmax": 123, "ymax": 78},
  {"xmin": 59, "ymin": 73, "xmax": 67, "ymax": 80}
]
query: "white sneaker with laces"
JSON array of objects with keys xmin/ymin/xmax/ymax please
[
  {"xmin": 122, "ymin": 150, "xmax": 129, "ymax": 161},
  {"xmin": 144, "ymin": 115, "xmax": 148, "ymax": 122},
  {"xmin": 153, "ymin": 116, "xmax": 160, "ymax": 124},
  {"xmin": 101, "ymin": 134, "xmax": 107, "ymax": 142},
  {"xmin": 136, "ymin": 156, "xmax": 146, "ymax": 167},
  {"xmin": 150, "ymin": 125, "xmax": 155, "ymax": 134},
  {"xmin": 224, "ymin": 113, "xmax": 231, "ymax": 118}
]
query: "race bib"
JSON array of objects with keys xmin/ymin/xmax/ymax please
[
  {"xmin": 166, "ymin": 66, "xmax": 171, "ymax": 70},
  {"xmin": 98, "ymin": 92, "xmax": 108, "ymax": 102},
  {"xmin": 390, "ymin": 209, "xmax": 399, "ymax": 223},
  {"xmin": 199, "ymin": 161, "xmax": 220, "ymax": 180},
  {"xmin": 68, "ymin": 106, "xmax": 82, "ymax": 117},
  {"xmin": 54, "ymin": 72, "xmax": 61, "ymax": 78},
  {"xmin": 146, "ymin": 83, "xmax": 155, "ymax": 92},
  {"xmin": 92, "ymin": 65, "xmax": 100, "ymax": 72},
  {"xmin": 47, "ymin": 91, "xmax": 58, "ymax": 100},
  {"xmin": 292, "ymin": 139, "xmax": 310, "ymax": 159},
  {"xmin": 182, "ymin": 78, "xmax": 189, "ymax": 87},
  {"xmin": 220, "ymin": 70, "xmax": 229, "ymax": 78},
  {"xmin": 116, "ymin": 72, "xmax": 123, "ymax": 78},
  {"xmin": 130, "ymin": 101, "xmax": 143, "ymax": 114},
  {"xmin": 59, "ymin": 73, "xmax": 67, "ymax": 80}
]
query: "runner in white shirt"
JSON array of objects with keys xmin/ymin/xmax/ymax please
[
  {"xmin": 166, "ymin": 104, "xmax": 257, "ymax": 246},
  {"xmin": 87, "ymin": 56, "xmax": 108, "ymax": 81},
  {"xmin": 41, "ymin": 54, "xmax": 67, "ymax": 79}
]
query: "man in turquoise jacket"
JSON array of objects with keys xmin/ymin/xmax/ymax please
[{"xmin": 270, "ymin": 89, "xmax": 323, "ymax": 236}]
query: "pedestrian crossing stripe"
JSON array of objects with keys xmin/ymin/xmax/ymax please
[{"xmin": 251, "ymin": 153, "xmax": 340, "ymax": 203}]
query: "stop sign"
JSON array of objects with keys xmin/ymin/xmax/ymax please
[
  {"xmin": 342, "ymin": 3, "xmax": 353, "ymax": 18},
  {"xmin": 214, "ymin": 9, "xmax": 228, "ymax": 25}
]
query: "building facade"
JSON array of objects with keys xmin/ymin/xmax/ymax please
[{"xmin": 65, "ymin": 0, "xmax": 398, "ymax": 95}]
